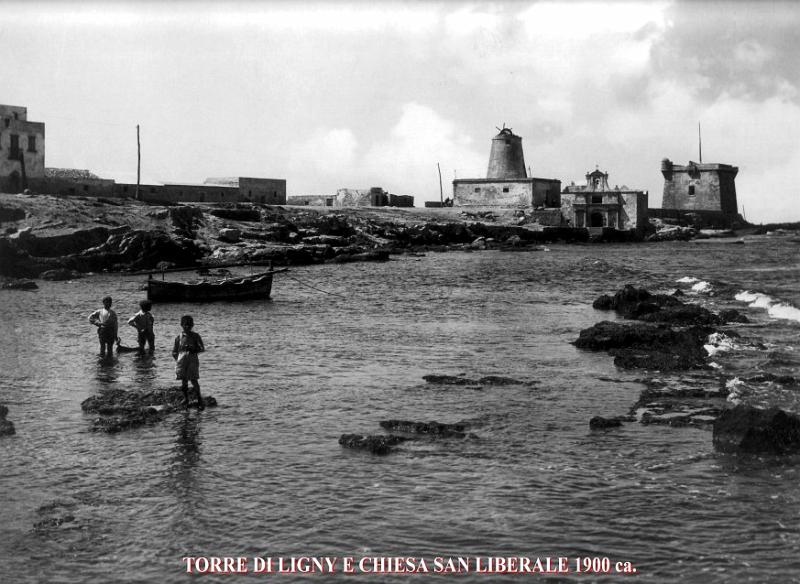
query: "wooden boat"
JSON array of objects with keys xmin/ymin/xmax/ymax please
[{"xmin": 147, "ymin": 270, "xmax": 277, "ymax": 302}]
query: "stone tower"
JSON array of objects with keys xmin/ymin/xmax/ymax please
[
  {"xmin": 661, "ymin": 159, "xmax": 738, "ymax": 214},
  {"xmin": 487, "ymin": 127, "xmax": 527, "ymax": 179}
]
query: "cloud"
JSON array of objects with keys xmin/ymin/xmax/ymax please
[
  {"xmin": 363, "ymin": 103, "xmax": 485, "ymax": 200},
  {"xmin": 288, "ymin": 128, "xmax": 358, "ymax": 192}
]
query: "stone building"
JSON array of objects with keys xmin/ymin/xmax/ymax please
[
  {"xmin": 660, "ymin": 159, "xmax": 738, "ymax": 214},
  {"xmin": 287, "ymin": 187, "xmax": 413, "ymax": 208},
  {"xmin": 0, "ymin": 105, "xmax": 45, "ymax": 193},
  {"xmin": 561, "ymin": 168, "xmax": 648, "ymax": 233},
  {"xmin": 452, "ymin": 127, "xmax": 561, "ymax": 208}
]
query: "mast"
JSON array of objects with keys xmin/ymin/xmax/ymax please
[
  {"xmin": 136, "ymin": 124, "xmax": 141, "ymax": 200},
  {"xmin": 437, "ymin": 162, "xmax": 443, "ymax": 206},
  {"xmin": 698, "ymin": 122, "xmax": 702, "ymax": 163}
]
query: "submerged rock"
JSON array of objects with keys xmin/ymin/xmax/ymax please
[
  {"xmin": 423, "ymin": 374, "xmax": 472, "ymax": 385},
  {"xmin": 422, "ymin": 374, "xmax": 525, "ymax": 386},
  {"xmin": 0, "ymin": 278, "xmax": 37, "ymax": 290},
  {"xmin": 81, "ymin": 387, "xmax": 217, "ymax": 433},
  {"xmin": 0, "ymin": 404, "xmax": 15, "ymax": 436},
  {"xmin": 379, "ymin": 420, "xmax": 466, "ymax": 438},
  {"xmin": 589, "ymin": 416, "xmax": 625, "ymax": 430},
  {"xmin": 713, "ymin": 405, "xmax": 800, "ymax": 454},
  {"xmin": 338, "ymin": 433, "xmax": 409, "ymax": 455}
]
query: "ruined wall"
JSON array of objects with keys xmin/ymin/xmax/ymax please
[{"xmin": 287, "ymin": 195, "xmax": 333, "ymax": 206}]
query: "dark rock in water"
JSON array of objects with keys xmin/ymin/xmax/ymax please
[
  {"xmin": 743, "ymin": 373, "xmax": 797, "ymax": 385},
  {"xmin": 592, "ymin": 295, "xmax": 614, "ymax": 310},
  {"xmin": 713, "ymin": 405, "xmax": 800, "ymax": 454},
  {"xmin": 34, "ymin": 514, "xmax": 75, "ymax": 531},
  {"xmin": 1, "ymin": 278, "xmax": 37, "ymax": 290},
  {"xmin": 39, "ymin": 268, "xmax": 83, "ymax": 281},
  {"xmin": 589, "ymin": 416, "xmax": 624, "ymax": 429},
  {"xmin": 574, "ymin": 321, "xmax": 711, "ymax": 370},
  {"xmin": 423, "ymin": 374, "xmax": 472, "ymax": 385},
  {"xmin": 338, "ymin": 433, "xmax": 409, "ymax": 455},
  {"xmin": 81, "ymin": 387, "xmax": 217, "ymax": 433},
  {"xmin": 379, "ymin": 420, "xmax": 466, "ymax": 438},
  {"xmin": 630, "ymin": 385, "xmax": 727, "ymax": 428},
  {"xmin": 478, "ymin": 375, "xmax": 521, "ymax": 385},
  {"xmin": 328, "ymin": 249, "xmax": 390, "ymax": 263},
  {"xmin": 719, "ymin": 309, "xmax": 749, "ymax": 324},
  {"xmin": 0, "ymin": 419, "xmax": 15, "ymax": 436},
  {"xmin": 636, "ymin": 303, "xmax": 720, "ymax": 326},
  {"xmin": 422, "ymin": 373, "xmax": 526, "ymax": 386},
  {"xmin": 0, "ymin": 404, "xmax": 15, "ymax": 436}
]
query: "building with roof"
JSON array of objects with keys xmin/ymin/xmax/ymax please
[
  {"xmin": 0, "ymin": 105, "xmax": 45, "ymax": 193},
  {"xmin": 452, "ymin": 127, "xmax": 561, "ymax": 208},
  {"xmin": 561, "ymin": 168, "xmax": 648, "ymax": 233}
]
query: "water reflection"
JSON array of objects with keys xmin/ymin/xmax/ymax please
[
  {"xmin": 167, "ymin": 413, "xmax": 203, "ymax": 509},
  {"xmin": 130, "ymin": 353, "xmax": 158, "ymax": 393},
  {"xmin": 93, "ymin": 354, "xmax": 121, "ymax": 384}
]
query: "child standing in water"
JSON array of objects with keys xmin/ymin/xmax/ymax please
[
  {"xmin": 128, "ymin": 299, "xmax": 155, "ymax": 354},
  {"xmin": 88, "ymin": 296, "xmax": 119, "ymax": 359},
  {"xmin": 172, "ymin": 315, "xmax": 205, "ymax": 410}
]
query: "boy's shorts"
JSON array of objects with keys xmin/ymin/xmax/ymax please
[{"xmin": 175, "ymin": 352, "xmax": 199, "ymax": 381}]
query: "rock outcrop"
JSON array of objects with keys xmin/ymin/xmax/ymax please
[
  {"xmin": 338, "ymin": 434, "xmax": 409, "ymax": 455},
  {"xmin": 0, "ymin": 404, "xmax": 16, "ymax": 436},
  {"xmin": 713, "ymin": 405, "xmax": 800, "ymax": 454},
  {"xmin": 81, "ymin": 387, "xmax": 217, "ymax": 433}
]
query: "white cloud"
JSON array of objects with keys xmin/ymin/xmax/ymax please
[
  {"xmin": 288, "ymin": 128, "xmax": 358, "ymax": 188},
  {"xmin": 363, "ymin": 103, "xmax": 485, "ymax": 200}
]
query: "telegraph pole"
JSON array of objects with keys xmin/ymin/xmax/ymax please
[
  {"xmin": 437, "ymin": 162, "xmax": 443, "ymax": 206},
  {"xmin": 698, "ymin": 122, "xmax": 702, "ymax": 163},
  {"xmin": 136, "ymin": 124, "xmax": 141, "ymax": 200}
]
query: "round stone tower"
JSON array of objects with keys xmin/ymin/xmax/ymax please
[{"xmin": 486, "ymin": 127, "xmax": 527, "ymax": 179}]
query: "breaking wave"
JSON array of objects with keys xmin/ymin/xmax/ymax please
[{"xmin": 735, "ymin": 291, "xmax": 800, "ymax": 323}]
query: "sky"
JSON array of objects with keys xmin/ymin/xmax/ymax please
[{"xmin": 3, "ymin": 0, "xmax": 800, "ymax": 222}]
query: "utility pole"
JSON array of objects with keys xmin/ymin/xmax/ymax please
[
  {"xmin": 136, "ymin": 124, "xmax": 141, "ymax": 200},
  {"xmin": 437, "ymin": 162, "xmax": 443, "ymax": 206},
  {"xmin": 698, "ymin": 122, "xmax": 702, "ymax": 163}
]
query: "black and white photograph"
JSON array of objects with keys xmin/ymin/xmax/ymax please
[{"xmin": 2, "ymin": 1, "xmax": 800, "ymax": 582}]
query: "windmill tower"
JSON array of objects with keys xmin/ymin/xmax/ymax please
[{"xmin": 486, "ymin": 125, "xmax": 527, "ymax": 179}]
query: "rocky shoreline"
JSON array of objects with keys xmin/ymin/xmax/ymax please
[
  {"xmin": 1, "ymin": 192, "xmax": 777, "ymax": 282},
  {"xmin": 0, "ymin": 193, "xmax": 590, "ymax": 280},
  {"xmin": 576, "ymin": 284, "xmax": 800, "ymax": 455}
]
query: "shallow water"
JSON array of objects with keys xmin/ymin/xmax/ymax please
[{"xmin": 2, "ymin": 236, "xmax": 800, "ymax": 583}]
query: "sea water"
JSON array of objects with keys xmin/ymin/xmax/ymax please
[{"xmin": 1, "ymin": 236, "xmax": 799, "ymax": 583}]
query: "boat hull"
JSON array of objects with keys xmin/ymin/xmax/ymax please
[{"xmin": 147, "ymin": 272, "xmax": 274, "ymax": 303}]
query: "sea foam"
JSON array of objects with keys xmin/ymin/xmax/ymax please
[{"xmin": 735, "ymin": 291, "xmax": 800, "ymax": 323}]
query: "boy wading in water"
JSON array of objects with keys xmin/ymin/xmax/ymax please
[
  {"xmin": 89, "ymin": 296, "xmax": 119, "ymax": 359},
  {"xmin": 172, "ymin": 315, "xmax": 205, "ymax": 410},
  {"xmin": 128, "ymin": 299, "xmax": 155, "ymax": 354}
]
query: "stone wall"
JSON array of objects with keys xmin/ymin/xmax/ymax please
[{"xmin": 453, "ymin": 178, "xmax": 561, "ymax": 208}]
